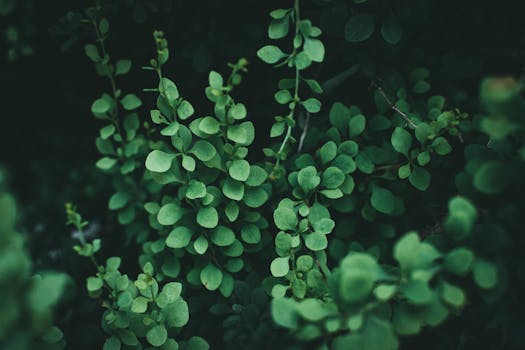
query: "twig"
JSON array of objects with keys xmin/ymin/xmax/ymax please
[
  {"xmin": 297, "ymin": 111, "xmax": 310, "ymax": 152},
  {"xmin": 371, "ymin": 81, "xmax": 418, "ymax": 129},
  {"xmin": 457, "ymin": 131, "xmax": 464, "ymax": 143}
]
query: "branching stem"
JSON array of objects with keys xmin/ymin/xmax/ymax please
[{"xmin": 372, "ymin": 81, "xmax": 418, "ymax": 129}]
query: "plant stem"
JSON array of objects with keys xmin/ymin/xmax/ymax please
[
  {"xmin": 373, "ymin": 81, "xmax": 417, "ymax": 129},
  {"xmin": 272, "ymin": 0, "xmax": 301, "ymax": 173}
]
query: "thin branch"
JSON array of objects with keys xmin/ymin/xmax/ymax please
[
  {"xmin": 297, "ymin": 111, "xmax": 310, "ymax": 152},
  {"xmin": 372, "ymin": 81, "xmax": 418, "ymax": 129}
]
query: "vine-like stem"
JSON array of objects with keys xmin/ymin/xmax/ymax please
[
  {"xmin": 66, "ymin": 204, "xmax": 100, "ymax": 269},
  {"xmin": 91, "ymin": 21, "xmax": 119, "ymax": 123},
  {"xmin": 372, "ymin": 81, "xmax": 418, "ymax": 129},
  {"xmin": 297, "ymin": 111, "xmax": 310, "ymax": 152},
  {"xmin": 272, "ymin": 0, "xmax": 301, "ymax": 173},
  {"xmin": 88, "ymin": 7, "xmax": 127, "ymax": 149}
]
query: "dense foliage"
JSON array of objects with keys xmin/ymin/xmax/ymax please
[{"xmin": 1, "ymin": 0, "xmax": 525, "ymax": 349}]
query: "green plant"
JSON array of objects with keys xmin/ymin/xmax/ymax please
[
  {"xmin": 66, "ymin": 203, "xmax": 205, "ymax": 349},
  {"xmin": 0, "ymin": 170, "xmax": 68, "ymax": 349},
  {"xmin": 72, "ymin": 2, "xmax": 523, "ymax": 349},
  {"xmin": 2, "ymin": 0, "xmax": 525, "ymax": 349}
]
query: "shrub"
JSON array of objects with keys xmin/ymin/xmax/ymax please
[{"xmin": 1, "ymin": 0, "xmax": 524, "ymax": 349}]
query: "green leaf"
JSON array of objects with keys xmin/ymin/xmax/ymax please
[
  {"xmin": 270, "ymin": 8, "xmax": 290, "ymax": 19},
  {"xmin": 415, "ymin": 123, "xmax": 432, "ymax": 144},
  {"xmin": 322, "ymin": 167, "xmax": 345, "ymax": 189},
  {"xmin": 345, "ymin": 14, "xmax": 375, "ymax": 42},
  {"xmin": 441, "ymin": 282, "xmax": 465, "ymax": 308},
  {"xmin": 339, "ymin": 269, "xmax": 373, "ymax": 303},
  {"xmin": 100, "ymin": 124, "xmax": 115, "ymax": 139},
  {"xmin": 91, "ymin": 98, "xmax": 111, "ymax": 114},
  {"xmin": 182, "ymin": 154, "xmax": 196, "ymax": 171},
  {"xmin": 211, "ymin": 226, "xmax": 236, "ymax": 246},
  {"xmin": 305, "ymin": 79, "xmax": 323, "ymax": 94},
  {"xmin": 86, "ymin": 276, "xmax": 103, "ymax": 292},
  {"xmin": 294, "ymin": 52, "xmax": 312, "ymax": 70},
  {"xmin": 84, "ymin": 44, "xmax": 100, "ymax": 62},
  {"xmin": 157, "ymin": 203, "xmax": 184, "ymax": 226},
  {"xmin": 417, "ymin": 151, "xmax": 430, "ymax": 166},
  {"xmin": 108, "ymin": 191, "xmax": 130, "ymax": 210},
  {"xmin": 394, "ymin": 232, "xmax": 441, "ymax": 271},
  {"xmin": 199, "ymin": 116, "xmax": 221, "ymax": 134},
  {"xmin": 444, "ymin": 196, "xmax": 477, "ymax": 240},
  {"xmin": 194, "ymin": 236, "xmax": 208, "ymax": 254},
  {"xmin": 374, "ymin": 284, "xmax": 397, "ymax": 301},
  {"xmin": 269, "ymin": 17, "xmax": 290, "ymax": 39},
  {"xmin": 103, "ymin": 337, "xmax": 121, "ymax": 350},
  {"xmin": 222, "ymin": 179, "xmax": 244, "ymax": 201},
  {"xmin": 98, "ymin": 18, "xmax": 109, "ymax": 34},
  {"xmin": 186, "ymin": 180, "xmax": 206, "ymax": 199},
  {"xmin": 298, "ymin": 166, "xmax": 320, "ymax": 193},
  {"xmin": 115, "ymin": 59, "xmax": 132, "ymax": 75},
  {"xmin": 304, "ymin": 38, "xmax": 325, "ymax": 62},
  {"xmin": 275, "ymin": 89, "xmax": 293, "ymax": 104},
  {"xmin": 391, "ymin": 127, "xmax": 412, "ymax": 156},
  {"xmin": 131, "ymin": 296, "xmax": 149, "ymax": 313},
  {"xmin": 413, "ymin": 81, "xmax": 430, "ymax": 94},
  {"xmin": 381, "ymin": 16, "xmax": 402, "ymax": 45},
  {"xmin": 271, "ymin": 256, "xmax": 290, "ymax": 277},
  {"xmin": 298, "ymin": 299, "xmax": 331, "ymax": 321},
  {"xmin": 241, "ymin": 224, "xmax": 261, "ymax": 244},
  {"xmin": 274, "ymin": 207, "xmax": 298, "ymax": 231},
  {"xmin": 271, "ymin": 122, "xmax": 285, "ymax": 137},
  {"xmin": 245, "ymin": 165, "xmax": 268, "ymax": 186},
  {"xmin": 302, "ymin": 98, "xmax": 321, "ymax": 113},
  {"xmin": 257, "ymin": 45, "xmax": 286, "ymax": 64},
  {"xmin": 444, "ymin": 248, "xmax": 475, "ymax": 276},
  {"xmin": 208, "ymin": 71, "xmax": 223, "ymax": 89},
  {"xmin": 121, "ymin": 94, "xmax": 142, "ymax": 110},
  {"xmin": 275, "ymin": 232, "xmax": 293, "ymax": 253},
  {"xmin": 200, "ymin": 264, "xmax": 223, "ymax": 290},
  {"xmin": 228, "ymin": 159, "xmax": 251, "ymax": 181},
  {"xmin": 197, "ymin": 206, "xmax": 219, "ymax": 228},
  {"xmin": 296, "ymin": 255, "xmax": 314, "ymax": 272},
  {"xmin": 272, "ymin": 298, "xmax": 298, "ymax": 329},
  {"xmin": 319, "ymin": 141, "xmax": 337, "ymax": 164},
  {"xmin": 370, "ymin": 186, "xmax": 395, "ymax": 214},
  {"xmin": 146, "ymin": 324, "xmax": 167, "ymax": 347},
  {"xmin": 398, "ymin": 163, "xmax": 411, "ymax": 179},
  {"xmin": 166, "ymin": 226, "xmax": 193, "ymax": 248},
  {"xmin": 219, "ymin": 273, "xmax": 235, "ymax": 297},
  {"xmin": 146, "ymin": 150, "xmax": 175, "ymax": 173},
  {"xmin": 225, "ymin": 202, "xmax": 239, "ymax": 222},
  {"xmin": 164, "ymin": 299, "xmax": 189, "ymax": 328},
  {"xmin": 402, "ymin": 279, "xmax": 432, "ymax": 305},
  {"xmin": 160, "ymin": 121, "xmax": 180, "ymax": 136},
  {"xmin": 227, "ymin": 122, "xmax": 255, "ymax": 146},
  {"xmin": 473, "ymin": 260, "xmax": 498, "ymax": 289},
  {"xmin": 473, "ymin": 161, "xmax": 508, "ymax": 194},
  {"xmin": 409, "ymin": 166, "xmax": 430, "ymax": 191},
  {"xmin": 432, "ymin": 137, "xmax": 452, "ymax": 155},
  {"xmin": 312, "ymin": 218, "xmax": 335, "ymax": 234},
  {"xmin": 183, "ymin": 337, "xmax": 209, "ymax": 350},
  {"xmin": 230, "ymin": 103, "xmax": 247, "ymax": 120},
  {"xmin": 349, "ymin": 114, "xmax": 366, "ymax": 137},
  {"xmin": 304, "ymin": 232, "xmax": 328, "ymax": 251},
  {"xmin": 333, "ymin": 154, "xmax": 357, "ymax": 174},
  {"xmin": 177, "ymin": 100, "xmax": 195, "ymax": 119},
  {"xmin": 190, "ymin": 140, "xmax": 216, "ymax": 162},
  {"xmin": 428, "ymin": 95, "xmax": 445, "ymax": 110}
]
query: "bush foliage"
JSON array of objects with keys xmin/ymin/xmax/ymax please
[{"xmin": 1, "ymin": 0, "xmax": 525, "ymax": 349}]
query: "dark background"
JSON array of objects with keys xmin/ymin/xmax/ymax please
[{"xmin": 1, "ymin": 0, "xmax": 525, "ymax": 348}]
